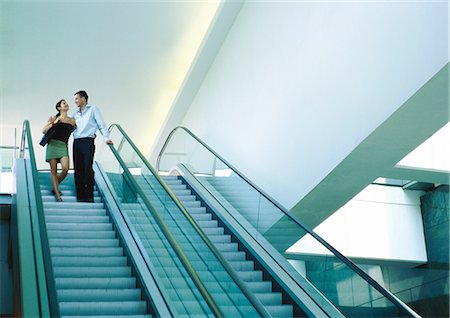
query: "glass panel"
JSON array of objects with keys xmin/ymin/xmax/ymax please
[
  {"xmin": 158, "ymin": 128, "xmax": 413, "ymax": 317},
  {"xmin": 99, "ymin": 127, "xmax": 260, "ymax": 317},
  {"xmin": 96, "ymin": 138, "xmax": 212, "ymax": 317},
  {"xmin": 0, "ymin": 146, "xmax": 16, "ymax": 193}
]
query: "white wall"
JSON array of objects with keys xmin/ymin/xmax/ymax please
[
  {"xmin": 287, "ymin": 185, "xmax": 427, "ymax": 266},
  {"xmin": 180, "ymin": 1, "xmax": 448, "ymax": 209},
  {"xmin": 397, "ymin": 122, "xmax": 450, "ymax": 173}
]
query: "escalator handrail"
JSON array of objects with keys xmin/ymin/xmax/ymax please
[
  {"xmin": 19, "ymin": 120, "xmax": 60, "ymax": 317},
  {"xmin": 107, "ymin": 144, "xmax": 222, "ymax": 318},
  {"xmin": 109, "ymin": 123, "xmax": 271, "ymax": 318},
  {"xmin": 93, "ymin": 162, "xmax": 173, "ymax": 318},
  {"xmin": 157, "ymin": 126, "xmax": 421, "ymax": 318}
]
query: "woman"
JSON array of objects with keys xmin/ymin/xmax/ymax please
[{"xmin": 42, "ymin": 99, "xmax": 76, "ymax": 201}]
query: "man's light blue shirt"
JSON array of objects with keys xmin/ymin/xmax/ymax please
[{"xmin": 73, "ymin": 104, "xmax": 110, "ymax": 141}]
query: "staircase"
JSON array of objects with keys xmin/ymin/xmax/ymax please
[
  {"xmin": 155, "ymin": 176, "xmax": 295, "ymax": 318},
  {"xmin": 197, "ymin": 176, "xmax": 301, "ymax": 253},
  {"xmin": 39, "ymin": 172, "xmax": 150, "ymax": 317}
]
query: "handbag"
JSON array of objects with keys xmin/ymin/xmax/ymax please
[{"xmin": 39, "ymin": 127, "xmax": 55, "ymax": 147}]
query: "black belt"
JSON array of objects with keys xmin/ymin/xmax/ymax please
[{"xmin": 74, "ymin": 137, "xmax": 95, "ymax": 141}]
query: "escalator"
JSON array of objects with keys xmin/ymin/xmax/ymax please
[
  {"xmin": 153, "ymin": 126, "xmax": 422, "ymax": 318},
  {"xmin": 11, "ymin": 121, "xmax": 168, "ymax": 317},
  {"xmin": 13, "ymin": 121, "xmax": 283, "ymax": 317},
  {"xmin": 11, "ymin": 120, "xmax": 421, "ymax": 317},
  {"xmin": 39, "ymin": 172, "xmax": 150, "ymax": 317}
]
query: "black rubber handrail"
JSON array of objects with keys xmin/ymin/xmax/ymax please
[
  {"xmin": 19, "ymin": 120, "xmax": 60, "ymax": 317},
  {"xmin": 157, "ymin": 126, "xmax": 421, "ymax": 318},
  {"xmin": 109, "ymin": 123, "xmax": 271, "ymax": 318}
]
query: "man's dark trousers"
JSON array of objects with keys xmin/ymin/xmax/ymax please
[{"xmin": 73, "ymin": 138, "xmax": 95, "ymax": 201}]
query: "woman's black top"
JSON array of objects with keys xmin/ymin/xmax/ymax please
[{"xmin": 51, "ymin": 122, "xmax": 75, "ymax": 143}]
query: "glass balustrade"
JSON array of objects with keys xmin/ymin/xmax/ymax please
[{"xmin": 157, "ymin": 127, "xmax": 420, "ymax": 318}]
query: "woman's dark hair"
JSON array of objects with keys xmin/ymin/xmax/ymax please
[
  {"xmin": 55, "ymin": 99, "xmax": 64, "ymax": 117},
  {"xmin": 74, "ymin": 90, "xmax": 88, "ymax": 103}
]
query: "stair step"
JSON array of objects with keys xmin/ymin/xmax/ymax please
[
  {"xmin": 255, "ymin": 292, "xmax": 284, "ymax": 306},
  {"xmin": 266, "ymin": 304, "xmax": 294, "ymax": 317},
  {"xmin": 42, "ymin": 195, "xmax": 102, "ymax": 203},
  {"xmin": 49, "ymin": 238, "xmax": 119, "ymax": 247},
  {"xmin": 196, "ymin": 220, "xmax": 218, "ymax": 228},
  {"xmin": 191, "ymin": 213, "xmax": 212, "ymax": 221},
  {"xmin": 56, "ymin": 277, "xmax": 136, "ymax": 289},
  {"xmin": 245, "ymin": 281, "xmax": 273, "ymax": 293},
  {"xmin": 45, "ymin": 208, "xmax": 106, "ymax": 216},
  {"xmin": 51, "ymin": 247, "xmax": 123, "ymax": 257},
  {"xmin": 185, "ymin": 207, "xmax": 207, "ymax": 214},
  {"xmin": 236, "ymin": 270, "xmax": 263, "ymax": 282},
  {"xmin": 219, "ymin": 251, "xmax": 246, "ymax": 261},
  {"xmin": 52, "ymin": 256, "xmax": 128, "ymax": 267},
  {"xmin": 208, "ymin": 234, "xmax": 231, "ymax": 244},
  {"xmin": 59, "ymin": 301, "xmax": 146, "ymax": 316},
  {"xmin": 45, "ymin": 215, "xmax": 110, "ymax": 224},
  {"xmin": 41, "ymin": 189, "xmax": 100, "ymax": 197},
  {"xmin": 229, "ymin": 260, "xmax": 255, "ymax": 271},
  {"xmin": 43, "ymin": 201, "xmax": 104, "ymax": 209},
  {"xmin": 57, "ymin": 289, "xmax": 142, "ymax": 302},
  {"xmin": 215, "ymin": 243, "xmax": 238, "ymax": 252},
  {"xmin": 54, "ymin": 266, "xmax": 131, "ymax": 278},
  {"xmin": 40, "ymin": 184, "xmax": 97, "ymax": 191},
  {"xmin": 47, "ymin": 223, "xmax": 112, "ymax": 231},
  {"xmin": 175, "ymin": 195, "xmax": 197, "ymax": 202},
  {"xmin": 47, "ymin": 230, "xmax": 116, "ymax": 239}
]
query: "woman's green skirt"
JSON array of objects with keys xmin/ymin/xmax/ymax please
[{"xmin": 46, "ymin": 139, "xmax": 68, "ymax": 162}]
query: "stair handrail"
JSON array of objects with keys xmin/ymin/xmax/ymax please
[
  {"xmin": 157, "ymin": 126, "xmax": 421, "ymax": 318},
  {"xmin": 107, "ymin": 144, "xmax": 222, "ymax": 318},
  {"xmin": 19, "ymin": 120, "xmax": 60, "ymax": 317},
  {"xmin": 93, "ymin": 162, "xmax": 173, "ymax": 317},
  {"xmin": 109, "ymin": 123, "xmax": 272, "ymax": 318}
]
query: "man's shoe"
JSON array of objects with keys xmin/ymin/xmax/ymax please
[{"xmin": 86, "ymin": 198, "xmax": 94, "ymax": 203}]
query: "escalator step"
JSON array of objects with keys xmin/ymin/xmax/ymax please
[
  {"xmin": 47, "ymin": 230, "xmax": 116, "ymax": 239},
  {"xmin": 49, "ymin": 238, "xmax": 119, "ymax": 248},
  {"xmin": 59, "ymin": 301, "xmax": 146, "ymax": 316},
  {"xmin": 41, "ymin": 195, "xmax": 102, "ymax": 203},
  {"xmin": 52, "ymin": 256, "xmax": 128, "ymax": 267},
  {"xmin": 56, "ymin": 277, "xmax": 136, "ymax": 289},
  {"xmin": 47, "ymin": 223, "xmax": 112, "ymax": 231},
  {"xmin": 45, "ymin": 215, "xmax": 110, "ymax": 223},
  {"xmin": 45, "ymin": 208, "xmax": 107, "ymax": 216},
  {"xmin": 44, "ymin": 202, "xmax": 104, "ymax": 209},
  {"xmin": 50, "ymin": 247, "xmax": 123, "ymax": 257},
  {"xmin": 53, "ymin": 266, "xmax": 132, "ymax": 278},
  {"xmin": 57, "ymin": 289, "xmax": 141, "ymax": 302}
]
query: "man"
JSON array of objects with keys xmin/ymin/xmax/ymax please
[{"xmin": 72, "ymin": 90, "xmax": 113, "ymax": 202}]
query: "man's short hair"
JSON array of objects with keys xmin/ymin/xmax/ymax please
[{"xmin": 75, "ymin": 90, "xmax": 88, "ymax": 103}]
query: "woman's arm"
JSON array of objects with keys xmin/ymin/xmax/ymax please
[{"xmin": 42, "ymin": 116, "xmax": 56, "ymax": 133}]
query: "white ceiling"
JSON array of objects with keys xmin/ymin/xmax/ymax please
[{"xmin": 0, "ymin": 0, "xmax": 220, "ymax": 167}]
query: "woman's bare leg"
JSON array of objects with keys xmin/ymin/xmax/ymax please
[
  {"xmin": 57, "ymin": 156, "xmax": 70, "ymax": 183},
  {"xmin": 49, "ymin": 159, "xmax": 62, "ymax": 201}
]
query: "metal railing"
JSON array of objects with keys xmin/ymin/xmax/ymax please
[
  {"xmin": 109, "ymin": 123, "xmax": 272, "ymax": 318},
  {"xmin": 18, "ymin": 120, "xmax": 59, "ymax": 317},
  {"xmin": 157, "ymin": 126, "xmax": 421, "ymax": 318}
]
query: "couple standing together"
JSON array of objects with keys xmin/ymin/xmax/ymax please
[{"xmin": 42, "ymin": 90, "xmax": 113, "ymax": 202}]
